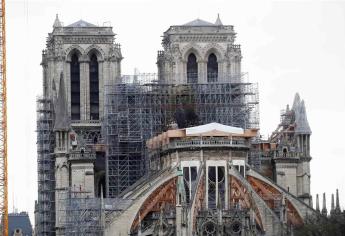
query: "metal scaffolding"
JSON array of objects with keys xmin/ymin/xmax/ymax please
[
  {"xmin": 105, "ymin": 74, "xmax": 259, "ymax": 197},
  {"xmin": 59, "ymin": 189, "xmax": 133, "ymax": 235},
  {"xmin": 36, "ymin": 97, "xmax": 55, "ymax": 235}
]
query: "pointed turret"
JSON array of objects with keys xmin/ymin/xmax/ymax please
[
  {"xmin": 54, "ymin": 72, "xmax": 70, "ymax": 131},
  {"xmin": 295, "ymin": 100, "xmax": 311, "ymax": 134},
  {"xmin": 215, "ymin": 14, "xmax": 223, "ymax": 25},
  {"xmin": 331, "ymin": 193, "xmax": 335, "ymax": 215},
  {"xmin": 292, "ymin": 93, "xmax": 301, "ymax": 111},
  {"xmin": 315, "ymin": 194, "xmax": 320, "ymax": 213},
  {"xmin": 321, "ymin": 193, "xmax": 327, "ymax": 216},
  {"xmin": 53, "ymin": 14, "xmax": 62, "ymax": 28},
  {"xmin": 335, "ymin": 189, "xmax": 341, "ymax": 214}
]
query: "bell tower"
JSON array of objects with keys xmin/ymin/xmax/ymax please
[
  {"xmin": 42, "ymin": 14, "xmax": 123, "ymax": 121},
  {"xmin": 157, "ymin": 15, "xmax": 242, "ymax": 84},
  {"xmin": 37, "ymin": 15, "xmax": 123, "ymax": 235}
]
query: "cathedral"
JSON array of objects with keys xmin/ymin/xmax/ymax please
[{"xmin": 33, "ymin": 14, "xmax": 332, "ymax": 236}]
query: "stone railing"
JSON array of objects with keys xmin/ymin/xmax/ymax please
[
  {"xmin": 162, "ymin": 138, "xmax": 248, "ymax": 151},
  {"xmin": 69, "ymin": 152, "xmax": 96, "ymax": 161},
  {"xmin": 273, "ymin": 151, "xmax": 310, "ymax": 159},
  {"xmin": 71, "ymin": 119, "xmax": 101, "ymax": 124}
]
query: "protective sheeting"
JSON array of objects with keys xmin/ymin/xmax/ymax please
[{"xmin": 186, "ymin": 122, "xmax": 244, "ymax": 136}]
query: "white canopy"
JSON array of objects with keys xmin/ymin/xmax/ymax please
[{"xmin": 186, "ymin": 122, "xmax": 244, "ymax": 136}]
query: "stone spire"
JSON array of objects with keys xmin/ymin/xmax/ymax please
[
  {"xmin": 292, "ymin": 93, "xmax": 301, "ymax": 111},
  {"xmin": 54, "ymin": 72, "xmax": 70, "ymax": 131},
  {"xmin": 315, "ymin": 194, "xmax": 320, "ymax": 212},
  {"xmin": 215, "ymin": 14, "xmax": 223, "ymax": 25},
  {"xmin": 292, "ymin": 93, "xmax": 311, "ymax": 134},
  {"xmin": 321, "ymin": 193, "xmax": 327, "ymax": 216},
  {"xmin": 53, "ymin": 14, "xmax": 62, "ymax": 28},
  {"xmin": 335, "ymin": 189, "xmax": 341, "ymax": 214},
  {"xmin": 295, "ymin": 100, "xmax": 312, "ymax": 134},
  {"xmin": 331, "ymin": 193, "xmax": 335, "ymax": 215}
]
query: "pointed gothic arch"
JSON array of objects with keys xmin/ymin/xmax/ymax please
[
  {"xmin": 207, "ymin": 53, "xmax": 218, "ymax": 82},
  {"xmin": 89, "ymin": 53, "xmax": 99, "ymax": 120},
  {"xmin": 85, "ymin": 45, "xmax": 105, "ymax": 61},
  {"xmin": 70, "ymin": 52, "xmax": 80, "ymax": 120},
  {"xmin": 65, "ymin": 46, "xmax": 85, "ymax": 61},
  {"xmin": 187, "ymin": 53, "xmax": 198, "ymax": 83}
]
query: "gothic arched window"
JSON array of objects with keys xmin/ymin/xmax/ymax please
[
  {"xmin": 70, "ymin": 54, "xmax": 80, "ymax": 120},
  {"xmin": 207, "ymin": 53, "xmax": 218, "ymax": 82},
  {"xmin": 187, "ymin": 53, "xmax": 198, "ymax": 83},
  {"xmin": 89, "ymin": 54, "xmax": 99, "ymax": 120}
]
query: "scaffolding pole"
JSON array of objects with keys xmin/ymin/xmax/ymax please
[
  {"xmin": 36, "ymin": 98, "xmax": 55, "ymax": 235},
  {"xmin": 105, "ymin": 75, "xmax": 260, "ymax": 197}
]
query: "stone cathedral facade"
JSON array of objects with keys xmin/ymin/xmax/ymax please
[
  {"xmin": 35, "ymin": 15, "xmax": 122, "ymax": 235},
  {"xmin": 34, "ymin": 15, "xmax": 323, "ymax": 236}
]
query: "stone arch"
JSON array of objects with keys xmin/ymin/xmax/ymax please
[
  {"xmin": 203, "ymin": 44, "xmax": 225, "ymax": 62},
  {"xmin": 247, "ymin": 174, "xmax": 305, "ymax": 226},
  {"xmin": 130, "ymin": 176, "xmax": 177, "ymax": 232},
  {"xmin": 65, "ymin": 45, "xmax": 85, "ymax": 61},
  {"xmin": 105, "ymin": 171, "xmax": 178, "ymax": 235},
  {"xmin": 85, "ymin": 45, "xmax": 105, "ymax": 62},
  {"xmin": 181, "ymin": 43, "xmax": 203, "ymax": 62},
  {"xmin": 229, "ymin": 175, "xmax": 264, "ymax": 231}
]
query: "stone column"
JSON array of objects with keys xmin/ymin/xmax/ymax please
[
  {"xmin": 47, "ymin": 59, "xmax": 55, "ymax": 99},
  {"xmin": 64, "ymin": 61, "xmax": 71, "ymax": 118},
  {"xmin": 79, "ymin": 59, "xmax": 89, "ymax": 121},
  {"xmin": 218, "ymin": 60, "xmax": 226, "ymax": 82},
  {"xmin": 198, "ymin": 60, "xmax": 207, "ymax": 83},
  {"xmin": 230, "ymin": 59, "xmax": 235, "ymax": 81},
  {"xmin": 99, "ymin": 60, "xmax": 104, "ymax": 120},
  {"xmin": 225, "ymin": 163, "xmax": 229, "ymax": 209},
  {"xmin": 54, "ymin": 132, "xmax": 69, "ymax": 236},
  {"xmin": 181, "ymin": 60, "xmax": 187, "ymax": 84}
]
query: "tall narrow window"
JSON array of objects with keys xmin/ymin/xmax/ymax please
[
  {"xmin": 208, "ymin": 166, "xmax": 225, "ymax": 209},
  {"xmin": 183, "ymin": 166, "xmax": 198, "ymax": 203},
  {"xmin": 207, "ymin": 53, "xmax": 218, "ymax": 82},
  {"xmin": 70, "ymin": 54, "xmax": 80, "ymax": 120},
  {"xmin": 89, "ymin": 54, "xmax": 99, "ymax": 120},
  {"xmin": 187, "ymin": 53, "xmax": 198, "ymax": 83}
]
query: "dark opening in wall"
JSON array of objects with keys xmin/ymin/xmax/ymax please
[
  {"xmin": 187, "ymin": 53, "xmax": 198, "ymax": 83},
  {"xmin": 207, "ymin": 53, "xmax": 218, "ymax": 82},
  {"xmin": 70, "ymin": 54, "xmax": 80, "ymax": 120},
  {"xmin": 89, "ymin": 54, "xmax": 99, "ymax": 120}
]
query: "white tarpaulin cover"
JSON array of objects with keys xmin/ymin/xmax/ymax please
[{"xmin": 186, "ymin": 122, "xmax": 244, "ymax": 135}]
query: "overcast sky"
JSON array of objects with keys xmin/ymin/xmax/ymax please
[{"xmin": 7, "ymin": 0, "xmax": 345, "ymax": 222}]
